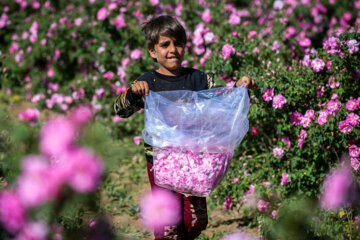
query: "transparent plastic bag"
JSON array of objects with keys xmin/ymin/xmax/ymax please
[{"xmin": 143, "ymin": 86, "xmax": 250, "ymax": 196}]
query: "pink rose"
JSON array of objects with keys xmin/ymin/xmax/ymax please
[
  {"xmin": 140, "ymin": 189, "xmax": 181, "ymax": 231},
  {"xmin": 0, "ymin": 190, "xmax": 26, "ymax": 234},
  {"xmin": 326, "ymin": 99, "xmax": 341, "ymax": 112},
  {"xmin": 346, "ymin": 113, "xmax": 360, "ymax": 126},
  {"xmin": 320, "ymin": 165, "xmax": 355, "ymax": 210},
  {"xmin": 204, "ymin": 32, "xmax": 217, "ymax": 43},
  {"xmin": 299, "ymin": 129, "xmax": 308, "ymax": 139},
  {"xmin": 273, "ymin": 0, "xmax": 284, "ymax": 10},
  {"xmin": 339, "ymin": 120, "xmax": 353, "ymax": 133},
  {"xmin": 30, "ymin": 21, "xmax": 38, "ymax": 34},
  {"xmin": 351, "ymin": 158, "xmax": 360, "ymax": 171},
  {"xmin": 248, "ymin": 30, "xmax": 257, "ymax": 38},
  {"xmin": 39, "ymin": 117, "xmax": 76, "ymax": 156},
  {"xmin": 349, "ymin": 145, "xmax": 360, "ymax": 158},
  {"xmin": 74, "ymin": 18, "xmax": 83, "ymax": 27},
  {"xmin": 32, "ymin": 1, "xmax": 40, "ymax": 9},
  {"xmin": 300, "ymin": 116, "xmax": 311, "ymax": 128},
  {"xmin": 272, "ymin": 94, "xmax": 287, "ymax": 109},
  {"xmin": 229, "ymin": 12, "xmax": 241, "ymax": 25},
  {"xmin": 223, "ymin": 195, "xmax": 231, "ymax": 211},
  {"xmin": 298, "ymin": 138, "xmax": 304, "ymax": 148},
  {"xmin": 58, "ymin": 147, "xmax": 104, "ymax": 193},
  {"xmin": 133, "ymin": 136, "xmax": 141, "ymax": 145},
  {"xmin": 103, "ymin": 71, "xmax": 114, "ymax": 80},
  {"xmin": 281, "ymin": 173, "xmax": 290, "ymax": 185},
  {"xmin": 112, "ymin": 116, "xmax": 124, "ymax": 123},
  {"xmin": 327, "ymin": 60, "xmax": 332, "ymax": 70},
  {"xmin": 326, "ymin": 76, "xmax": 339, "ymax": 89},
  {"xmin": 273, "ymin": 147, "xmax": 284, "ymax": 159},
  {"xmin": 31, "ymin": 93, "xmax": 45, "ymax": 103},
  {"xmin": 299, "ymin": 38, "xmax": 311, "ymax": 47},
  {"xmin": 331, "ymin": 93, "xmax": 339, "ymax": 99},
  {"xmin": 15, "ymin": 221, "xmax": 48, "ymax": 240},
  {"xmin": 149, "ymin": 0, "xmax": 159, "ymax": 6},
  {"xmin": 257, "ymin": 200, "xmax": 270, "ymax": 212},
  {"xmin": 114, "ymin": 15, "xmax": 126, "ymax": 29},
  {"xmin": 305, "ymin": 109, "xmax": 315, "ymax": 119},
  {"xmin": 323, "ymin": 37, "xmax": 340, "ymax": 54},
  {"xmin": 346, "ymin": 99, "xmax": 359, "ymax": 111},
  {"xmin": 130, "ymin": 49, "xmax": 142, "ymax": 60},
  {"xmin": 17, "ymin": 156, "xmax": 61, "ymax": 207},
  {"xmin": 317, "ymin": 85, "xmax": 325, "ymax": 97},
  {"xmin": 347, "ymin": 40, "xmax": 359, "ymax": 54},
  {"xmin": 70, "ymin": 105, "xmax": 93, "ymax": 126},
  {"xmin": 226, "ymin": 81, "xmax": 235, "ymax": 88},
  {"xmin": 47, "ymin": 67, "xmax": 55, "ymax": 78},
  {"xmin": 18, "ymin": 108, "xmax": 40, "ymax": 126},
  {"xmin": 95, "ymin": 88, "xmax": 105, "ymax": 98},
  {"xmin": 281, "ymin": 136, "xmax": 291, "ymax": 151},
  {"xmin": 290, "ymin": 111, "xmax": 302, "ymax": 126},
  {"xmin": 262, "ymin": 88, "xmax": 274, "ymax": 101},
  {"xmin": 222, "ymin": 44, "xmax": 235, "ymax": 60},
  {"xmin": 311, "ymin": 58, "xmax": 325, "ymax": 72},
  {"xmin": 302, "ymin": 55, "xmax": 311, "ymax": 66},
  {"xmin": 251, "ymin": 127, "xmax": 258, "ymax": 135},
  {"xmin": 272, "ymin": 210, "xmax": 278, "ymax": 217},
  {"xmin": 201, "ymin": 9, "xmax": 211, "ymax": 23},
  {"xmin": 317, "ymin": 115, "xmax": 328, "ymax": 125},
  {"xmin": 97, "ymin": 8, "xmax": 108, "ymax": 21},
  {"xmin": 108, "ymin": 2, "xmax": 117, "ymax": 10}
]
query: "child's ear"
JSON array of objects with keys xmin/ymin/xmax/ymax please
[{"xmin": 148, "ymin": 48, "xmax": 157, "ymax": 59}]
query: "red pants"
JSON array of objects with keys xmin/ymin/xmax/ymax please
[{"xmin": 147, "ymin": 162, "xmax": 208, "ymax": 240}]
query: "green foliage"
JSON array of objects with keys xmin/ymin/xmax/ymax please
[
  {"xmin": 260, "ymin": 197, "xmax": 360, "ymax": 240},
  {"xmin": 0, "ymin": 0, "xmax": 359, "ymax": 238},
  {"xmin": 0, "ymin": 106, "xmax": 38, "ymax": 184}
]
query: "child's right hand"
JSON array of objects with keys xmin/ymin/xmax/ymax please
[
  {"xmin": 131, "ymin": 80, "xmax": 149, "ymax": 96},
  {"xmin": 235, "ymin": 76, "xmax": 256, "ymax": 90}
]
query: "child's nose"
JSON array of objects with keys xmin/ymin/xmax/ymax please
[{"xmin": 169, "ymin": 42, "xmax": 176, "ymax": 52}]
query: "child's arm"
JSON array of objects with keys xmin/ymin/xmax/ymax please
[
  {"xmin": 235, "ymin": 76, "xmax": 256, "ymax": 89},
  {"xmin": 205, "ymin": 74, "xmax": 254, "ymax": 90},
  {"xmin": 206, "ymin": 75, "xmax": 215, "ymax": 89},
  {"xmin": 114, "ymin": 80, "xmax": 148, "ymax": 118}
]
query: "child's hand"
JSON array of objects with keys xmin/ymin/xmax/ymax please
[
  {"xmin": 235, "ymin": 76, "xmax": 256, "ymax": 89},
  {"xmin": 131, "ymin": 80, "xmax": 149, "ymax": 96}
]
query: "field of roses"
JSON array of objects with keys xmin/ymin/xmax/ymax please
[{"xmin": 0, "ymin": 0, "xmax": 360, "ymax": 239}]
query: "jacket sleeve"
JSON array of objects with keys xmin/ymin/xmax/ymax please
[
  {"xmin": 113, "ymin": 82, "xmax": 145, "ymax": 118},
  {"xmin": 206, "ymin": 74, "xmax": 215, "ymax": 89}
]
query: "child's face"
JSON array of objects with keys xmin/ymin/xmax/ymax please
[{"xmin": 149, "ymin": 35, "xmax": 184, "ymax": 75}]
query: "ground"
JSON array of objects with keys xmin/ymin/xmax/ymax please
[{"xmin": 100, "ymin": 137, "xmax": 259, "ymax": 240}]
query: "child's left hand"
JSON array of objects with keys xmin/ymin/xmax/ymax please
[{"xmin": 235, "ymin": 76, "xmax": 256, "ymax": 89}]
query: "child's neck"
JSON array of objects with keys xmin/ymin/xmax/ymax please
[{"xmin": 156, "ymin": 67, "xmax": 182, "ymax": 76}]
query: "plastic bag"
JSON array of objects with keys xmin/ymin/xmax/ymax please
[{"xmin": 143, "ymin": 86, "xmax": 250, "ymax": 196}]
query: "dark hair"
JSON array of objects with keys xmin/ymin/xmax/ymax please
[{"xmin": 141, "ymin": 15, "xmax": 187, "ymax": 50}]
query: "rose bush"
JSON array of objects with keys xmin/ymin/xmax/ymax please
[{"xmin": 0, "ymin": 105, "xmax": 122, "ymax": 239}]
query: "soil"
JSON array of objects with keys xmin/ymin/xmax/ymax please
[{"xmin": 103, "ymin": 169, "xmax": 259, "ymax": 240}]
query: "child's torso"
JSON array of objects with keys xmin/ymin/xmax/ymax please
[
  {"xmin": 138, "ymin": 67, "xmax": 209, "ymax": 163},
  {"xmin": 137, "ymin": 67, "xmax": 208, "ymax": 92}
]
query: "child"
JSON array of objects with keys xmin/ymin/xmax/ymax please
[{"xmin": 114, "ymin": 15, "xmax": 254, "ymax": 240}]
